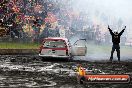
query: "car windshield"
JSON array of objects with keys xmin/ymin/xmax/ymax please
[{"xmin": 43, "ymin": 40, "xmax": 66, "ymax": 48}]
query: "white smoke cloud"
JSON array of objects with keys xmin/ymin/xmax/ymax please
[{"xmin": 71, "ymin": 0, "xmax": 132, "ymax": 24}]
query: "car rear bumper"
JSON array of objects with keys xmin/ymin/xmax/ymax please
[{"xmin": 39, "ymin": 54, "xmax": 70, "ymax": 58}]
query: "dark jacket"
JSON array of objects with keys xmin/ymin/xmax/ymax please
[{"xmin": 108, "ymin": 28, "xmax": 125, "ymax": 44}]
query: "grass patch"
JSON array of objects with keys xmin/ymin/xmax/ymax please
[
  {"xmin": 0, "ymin": 42, "xmax": 40, "ymax": 49},
  {"xmin": 86, "ymin": 43, "xmax": 132, "ymax": 56},
  {"xmin": 0, "ymin": 42, "xmax": 132, "ymax": 55}
]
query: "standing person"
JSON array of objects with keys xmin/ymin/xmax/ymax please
[{"xmin": 108, "ymin": 25, "xmax": 126, "ymax": 62}]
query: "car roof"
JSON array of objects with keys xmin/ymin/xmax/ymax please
[{"xmin": 44, "ymin": 37, "xmax": 68, "ymax": 41}]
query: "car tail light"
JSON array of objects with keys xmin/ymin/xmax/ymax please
[{"xmin": 39, "ymin": 45, "xmax": 43, "ymax": 53}]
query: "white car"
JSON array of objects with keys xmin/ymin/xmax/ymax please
[{"xmin": 39, "ymin": 37, "xmax": 87, "ymax": 59}]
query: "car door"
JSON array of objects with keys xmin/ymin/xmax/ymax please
[{"xmin": 71, "ymin": 39, "xmax": 87, "ymax": 56}]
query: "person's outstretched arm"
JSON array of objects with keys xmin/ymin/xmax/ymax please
[
  {"xmin": 119, "ymin": 26, "xmax": 126, "ymax": 36},
  {"xmin": 108, "ymin": 25, "xmax": 114, "ymax": 35}
]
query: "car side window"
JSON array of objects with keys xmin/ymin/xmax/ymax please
[
  {"xmin": 74, "ymin": 40, "xmax": 86, "ymax": 46},
  {"xmin": 43, "ymin": 41, "xmax": 50, "ymax": 47}
]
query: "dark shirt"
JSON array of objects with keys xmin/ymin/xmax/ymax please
[{"xmin": 108, "ymin": 28, "xmax": 125, "ymax": 44}]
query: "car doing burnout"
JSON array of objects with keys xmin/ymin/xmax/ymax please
[{"xmin": 39, "ymin": 37, "xmax": 87, "ymax": 59}]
